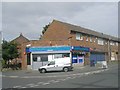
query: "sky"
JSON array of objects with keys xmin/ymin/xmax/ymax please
[{"xmin": 1, "ymin": 1, "xmax": 118, "ymax": 41}]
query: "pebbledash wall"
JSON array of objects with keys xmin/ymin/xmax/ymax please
[{"xmin": 16, "ymin": 20, "xmax": 119, "ymax": 69}]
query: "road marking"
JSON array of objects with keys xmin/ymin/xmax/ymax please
[
  {"xmin": 48, "ymin": 80, "xmax": 56, "ymax": 83},
  {"xmin": 66, "ymin": 77, "xmax": 71, "ymax": 79},
  {"xmin": 57, "ymin": 79, "xmax": 66, "ymax": 81},
  {"xmin": 42, "ymin": 83, "xmax": 50, "ymax": 85},
  {"xmin": 21, "ymin": 87, "xmax": 27, "ymax": 88},
  {"xmin": 26, "ymin": 83, "xmax": 35, "ymax": 86},
  {"xmin": 13, "ymin": 85, "xmax": 22, "ymax": 88},
  {"xmin": 52, "ymin": 80, "xmax": 60, "ymax": 83},
  {"xmin": 37, "ymin": 82, "xmax": 44, "ymax": 84},
  {"xmin": 9, "ymin": 76, "xmax": 19, "ymax": 78},
  {"xmin": 70, "ymin": 77, "xmax": 76, "ymax": 79}
]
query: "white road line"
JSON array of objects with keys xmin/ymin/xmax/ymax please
[
  {"xmin": 13, "ymin": 85, "xmax": 22, "ymax": 88},
  {"xmin": 42, "ymin": 83, "xmax": 50, "ymax": 85},
  {"xmin": 70, "ymin": 77, "xmax": 76, "ymax": 79},
  {"xmin": 48, "ymin": 80, "xmax": 56, "ymax": 83},
  {"xmin": 66, "ymin": 77, "xmax": 71, "ymax": 79},
  {"xmin": 52, "ymin": 80, "xmax": 60, "ymax": 83},
  {"xmin": 21, "ymin": 87, "xmax": 27, "ymax": 88},
  {"xmin": 26, "ymin": 83, "xmax": 35, "ymax": 86},
  {"xmin": 37, "ymin": 82, "xmax": 44, "ymax": 84},
  {"xmin": 9, "ymin": 76, "xmax": 19, "ymax": 78}
]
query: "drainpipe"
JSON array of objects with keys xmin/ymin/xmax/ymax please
[{"xmin": 108, "ymin": 38, "xmax": 111, "ymax": 63}]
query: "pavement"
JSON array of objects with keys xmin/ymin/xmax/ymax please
[{"xmin": 2, "ymin": 61, "xmax": 117, "ymax": 77}]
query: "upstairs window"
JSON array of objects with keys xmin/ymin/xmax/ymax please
[
  {"xmin": 76, "ymin": 33, "xmax": 83, "ymax": 40},
  {"xmin": 98, "ymin": 38, "xmax": 104, "ymax": 45},
  {"xmin": 116, "ymin": 42, "xmax": 118, "ymax": 46},
  {"xmin": 110, "ymin": 41, "xmax": 115, "ymax": 46},
  {"xmin": 90, "ymin": 37, "xmax": 92, "ymax": 42},
  {"xmin": 86, "ymin": 36, "xmax": 88, "ymax": 41}
]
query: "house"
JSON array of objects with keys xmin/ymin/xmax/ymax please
[
  {"xmin": 20, "ymin": 20, "xmax": 119, "ymax": 70},
  {"xmin": 11, "ymin": 33, "xmax": 29, "ymax": 67},
  {"xmin": 41, "ymin": 20, "xmax": 118, "ymax": 61}
]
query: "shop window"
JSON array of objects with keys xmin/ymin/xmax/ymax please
[
  {"xmin": 41, "ymin": 55, "xmax": 48, "ymax": 62},
  {"xmin": 54, "ymin": 54, "xmax": 62, "ymax": 59},
  {"xmin": 33, "ymin": 54, "xmax": 48, "ymax": 62},
  {"xmin": 54, "ymin": 53, "xmax": 70, "ymax": 59}
]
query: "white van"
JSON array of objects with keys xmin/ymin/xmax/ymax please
[{"xmin": 38, "ymin": 57, "xmax": 73, "ymax": 73}]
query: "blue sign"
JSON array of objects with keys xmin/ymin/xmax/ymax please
[
  {"xmin": 72, "ymin": 46, "xmax": 90, "ymax": 52},
  {"xmin": 26, "ymin": 46, "xmax": 90, "ymax": 53},
  {"xmin": 26, "ymin": 46, "xmax": 71, "ymax": 53}
]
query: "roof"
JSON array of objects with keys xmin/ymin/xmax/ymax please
[
  {"xmin": 53, "ymin": 20, "xmax": 118, "ymax": 41},
  {"xmin": 11, "ymin": 33, "xmax": 29, "ymax": 44}
]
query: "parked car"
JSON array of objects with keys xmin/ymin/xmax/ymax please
[{"xmin": 38, "ymin": 57, "xmax": 73, "ymax": 73}]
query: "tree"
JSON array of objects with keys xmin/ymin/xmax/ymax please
[
  {"xmin": 2, "ymin": 40, "xmax": 19, "ymax": 64},
  {"xmin": 39, "ymin": 23, "xmax": 50, "ymax": 40},
  {"xmin": 42, "ymin": 23, "xmax": 50, "ymax": 35}
]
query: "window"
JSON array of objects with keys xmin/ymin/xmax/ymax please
[
  {"xmin": 48, "ymin": 61, "xmax": 55, "ymax": 65},
  {"xmin": 116, "ymin": 42, "xmax": 118, "ymax": 46},
  {"xmin": 86, "ymin": 36, "xmax": 88, "ymax": 41},
  {"xmin": 54, "ymin": 54, "xmax": 62, "ymax": 59},
  {"xmin": 33, "ymin": 54, "xmax": 48, "ymax": 62},
  {"xmin": 98, "ymin": 38, "xmax": 104, "ymax": 45},
  {"xmin": 76, "ymin": 33, "xmax": 83, "ymax": 40},
  {"xmin": 54, "ymin": 53, "xmax": 70, "ymax": 59},
  {"xmin": 90, "ymin": 37, "xmax": 92, "ymax": 42},
  {"xmin": 110, "ymin": 41, "xmax": 115, "ymax": 46}
]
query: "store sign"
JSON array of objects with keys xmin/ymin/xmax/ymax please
[
  {"xmin": 26, "ymin": 46, "xmax": 71, "ymax": 53},
  {"xmin": 72, "ymin": 46, "xmax": 90, "ymax": 52},
  {"xmin": 26, "ymin": 46, "xmax": 90, "ymax": 53}
]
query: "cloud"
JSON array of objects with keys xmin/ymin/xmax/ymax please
[{"xmin": 2, "ymin": 2, "xmax": 118, "ymax": 41}]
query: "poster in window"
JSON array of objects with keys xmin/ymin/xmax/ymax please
[{"xmin": 37, "ymin": 57, "xmax": 41, "ymax": 62}]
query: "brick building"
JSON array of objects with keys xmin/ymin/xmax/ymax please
[
  {"xmin": 20, "ymin": 20, "xmax": 119, "ymax": 69},
  {"xmin": 11, "ymin": 33, "xmax": 29, "ymax": 65}
]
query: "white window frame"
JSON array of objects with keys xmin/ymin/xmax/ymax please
[
  {"xmin": 98, "ymin": 38, "xmax": 104, "ymax": 45},
  {"xmin": 76, "ymin": 33, "xmax": 83, "ymax": 40},
  {"xmin": 116, "ymin": 42, "xmax": 118, "ymax": 46},
  {"xmin": 86, "ymin": 36, "xmax": 88, "ymax": 41},
  {"xmin": 110, "ymin": 41, "xmax": 115, "ymax": 46},
  {"xmin": 90, "ymin": 37, "xmax": 92, "ymax": 42}
]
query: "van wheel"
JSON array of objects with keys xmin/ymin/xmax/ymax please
[
  {"xmin": 63, "ymin": 67, "xmax": 69, "ymax": 72},
  {"xmin": 41, "ymin": 69, "xmax": 46, "ymax": 73}
]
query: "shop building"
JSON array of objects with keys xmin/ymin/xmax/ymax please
[
  {"xmin": 26, "ymin": 46, "xmax": 90, "ymax": 70},
  {"xmin": 12, "ymin": 20, "xmax": 119, "ymax": 69},
  {"xmin": 41, "ymin": 20, "xmax": 119, "ymax": 63}
]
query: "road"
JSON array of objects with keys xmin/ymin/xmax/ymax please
[{"xmin": 2, "ymin": 63, "xmax": 118, "ymax": 89}]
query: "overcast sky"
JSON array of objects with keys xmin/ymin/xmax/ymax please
[{"xmin": 1, "ymin": 2, "xmax": 118, "ymax": 41}]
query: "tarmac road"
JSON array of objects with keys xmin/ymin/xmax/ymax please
[{"xmin": 1, "ymin": 62, "xmax": 118, "ymax": 89}]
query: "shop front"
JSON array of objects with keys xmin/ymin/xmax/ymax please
[{"xmin": 26, "ymin": 46, "xmax": 90, "ymax": 70}]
